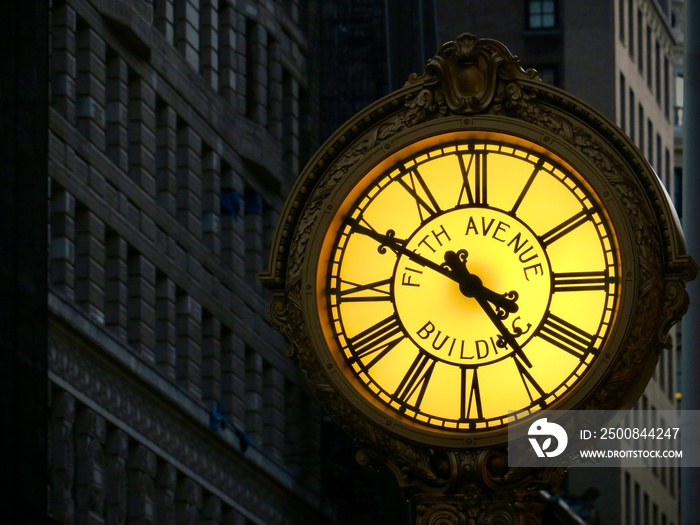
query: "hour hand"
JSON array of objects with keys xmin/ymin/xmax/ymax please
[
  {"xmin": 480, "ymin": 289, "xmax": 519, "ymax": 317},
  {"xmin": 442, "ymin": 250, "xmax": 519, "ymax": 316}
]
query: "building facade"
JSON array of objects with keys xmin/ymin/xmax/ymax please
[
  {"xmin": 47, "ymin": 0, "xmax": 332, "ymax": 523},
  {"xmin": 437, "ymin": 1, "xmax": 683, "ymax": 524},
  {"xmin": 318, "ymin": 0, "xmax": 438, "ymax": 140}
]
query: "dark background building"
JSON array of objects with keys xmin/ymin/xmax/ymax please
[
  {"xmin": 318, "ymin": 0, "xmax": 438, "ymax": 140},
  {"xmin": 0, "ymin": 1, "xmax": 50, "ymax": 523}
]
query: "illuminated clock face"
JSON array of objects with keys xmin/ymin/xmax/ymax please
[{"xmin": 318, "ymin": 131, "xmax": 620, "ymax": 437}]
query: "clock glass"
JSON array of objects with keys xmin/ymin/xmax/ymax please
[{"xmin": 317, "ymin": 131, "xmax": 620, "ymax": 438}]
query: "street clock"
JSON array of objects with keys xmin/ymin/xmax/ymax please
[{"xmin": 262, "ymin": 34, "xmax": 695, "ymax": 524}]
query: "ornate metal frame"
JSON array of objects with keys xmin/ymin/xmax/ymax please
[{"xmin": 261, "ymin": 34, "xmax": 696, "ymax": 524}]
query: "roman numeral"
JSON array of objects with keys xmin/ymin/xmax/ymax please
[
  {"xmin": 553, "ymin": 271, "xmax": 615, "ymax": 292},
  {"xmin": 348, "ymin": 215, "xmax": 380, "ymax": 236},
  {"xmin": 510, "ymin": 159, "xmax": 543, "ymax": 215},
  {"xmin": 393, "ymin": 353, "xmax": 436, "ymax": 412},
  {"xmin": 334, "ymin": 278, "xmax": 392, "ymax": 302},
  {"xmin": 458, "ymin": 150, "xmax": 488, "ymax": 205},
  {"xmin": 514, "ymin": 354, "xmax": 546, "ymax": 405},
  {"xmin": 347, "ymin": 314, "xmax": 404, "ymax": 369},
  {"xmin": 538, "ymin": 313, "xmax": 596, "ymax": 358},
  {"xmin": 540, "ymin": 209, "xmax": 592, "ymax": 246},
  {"xmin": 397, "ymin": 167, "xmax": 441, "ymax": 222},
  {"xmin": 460, "ymin": 367, "xmax": 484, "ymax": 422}
]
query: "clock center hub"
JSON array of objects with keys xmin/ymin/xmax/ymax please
[{"xmin": 393, "ymin": 208, "xmax": 551, "ymax": 365}]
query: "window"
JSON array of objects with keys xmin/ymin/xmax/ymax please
[
  {"xmin": 628, "ymin": 0, "xmax": 634, "ymax": 57},
  {"xmin": 675, "ymin": 73, "xmax": 684, "ymax": 126},
  {"xmin": 659, "ymin": 339, "xmax": 667, "ymax": 391},
  {"xmin": 619, "ymin": 0, "xmax": 625, "ymax": 43},
  {"xmin": 637, "ymin": 9, "xmax": 643, "ymax": 73},
  {"xmin": 655, "ymin": 41, "xmax": 661, "ymax": 103},
  {"xmin": 527, "ymin": 0, "xmax": 557, "ymax": 30},
  {"xmin": 644, "ymin": 492, "xmax": 650, "ymax": 525},
  {"xmin": 620, "ymin": 73, "xmax": 626, "ymax": 131},
  {"xmin": 646, "ymin": 25, "xmax": 652, "ymax": 87},
  {"xmin": 624, "ymin": 472, "xmax": 631, "ymax": 525},
  {"xmin": 664, "ymin": 56, "xmax": 671, "ymax": 119},
  {"xmin": 639, "ymin": 103, "xmax": 644, "ymax": 151},
  {"xmin": 674, "ymin": 167, "xmax": 682, "ymax": 219},
  {"xmin": 220, "ymin": 188, "xmax": 242, "ymax": 217},
  {"xmin": 629, "ymin": 89, "xmax": 636, "ymax": 142}
]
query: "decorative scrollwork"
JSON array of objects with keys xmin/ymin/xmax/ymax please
[
  {"xmin": 378, "ymin": 229, "xmax": 398, "ymax": 255},
  {"xmin": 659, "ymin": 279, "xmax": 692, "ymax": 347},
  {"xmin": 407, "ymin": 33, "xmax": 538, "ymax": 115},
  {"xmin": 419, "ymin": 503, "xmax": 466, "ymax": 525}
]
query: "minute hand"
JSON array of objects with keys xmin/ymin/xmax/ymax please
[
  {"xmin": 349, "ymin": 220, "xmax": 517, "ymax": 313},
  {"xmin": 347, "ymin": 219, "xmax": 451, "ymax": 277},
  {"xmin": 475, "ymin": 295, "xmax": 532, "ymax": 367}
]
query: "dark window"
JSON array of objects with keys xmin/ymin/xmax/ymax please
[
  {"xmin": 220, "ymin": 189, "xmax": 242, "ymax": 217},
  {"xmin": 637, "ymin": 9, "xmax": 643, "ymax": 72},
  {"xmin": 620, "ymin": 73, "xmax": 626, "ymax": 131},
  {"xmin": 628, "ymin": 0, "xmax": 634, "ymax": 57},
  {"xmin": 664, "ymin": 56, "xmax": 671, "ymax": 119},
  {"xmin": 619, "ymin": 0, "xmax": 625, "ymax": 43},
  {"xmin": 639, "ymin": 103, "xmax": 644, "ymax": 152},
  {"xmin": 674, "ymin": 167, "xmax": 683, "ymax": 219},
  {"xmin": 656, "ymin": 41, "xmax": 661, "ymax": 103},
  {"xmin": 625, "ymin": 472, "xmax": 631, "ymax": 525},
  {"xmin": 644, "ymin": 492, "xmax": 650, "ymax": 525},
  {"xmin": 647, "ymin": 25, "xmax": 652, "ymax": 87},
  {"xmin": 675, "ymin": 73, "xmax": 684, "ymax": 126},
  {"xmin": 629, "ymin": 89, "xmax": 636, "ymax": 142},
  {"xmin": 527, "ymin": 0, "xmax": 557, "ymax": 30}
]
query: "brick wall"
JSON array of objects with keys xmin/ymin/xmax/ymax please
[{"xmin": 48, "ymin": 0, "xmax": 324, "ymax": 523}]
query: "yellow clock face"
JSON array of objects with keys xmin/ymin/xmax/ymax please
[{"xmin": 317, "ymin": 131, "xmax": 620, "ymax": 439}]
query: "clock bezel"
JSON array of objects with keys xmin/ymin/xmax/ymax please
[{"xmin": 301, "ymin": 115, "xmax": 637, "ymax": 449}]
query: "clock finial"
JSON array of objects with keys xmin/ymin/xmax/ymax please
[{"xmin": 406, "ymin": 33, "xmax": 539, "ymax": 114}]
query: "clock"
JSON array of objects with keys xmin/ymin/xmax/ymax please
[
  {"xmin": 308, "ymin": 123, "xmax": 627, "ymax": 447},
  {"xmin": 263, "ymin": 33, "xmax": 694, "ymax": 520}
]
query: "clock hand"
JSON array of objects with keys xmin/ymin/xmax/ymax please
[
  {"xmin": 349, "ymin": 220, "xmax": 528, "ymax": 365},
  {"xmin": 442, "ymin": 250, "xmax": 519, "ymax": 316},
  {"xmin": 442, "ymin": 249, "xmax": 531, "ymax": 367},
  {"xmin": 347, "ymin": 219, "xmax": 453, "ymax": 277},
  {"xmin": 474, "ymin": 293, "xmax": 532, "ymax": 368},
  {"xmin": 348, "ymin": 220, "xmax": 520, "ymax": 315}
]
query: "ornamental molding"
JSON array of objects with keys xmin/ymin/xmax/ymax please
[{"xmin": 48, "ymin": 315, "xmax": 324, "ymax": 524}]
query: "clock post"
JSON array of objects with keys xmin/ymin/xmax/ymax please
[{"xmin": 261, "ymin": 34, "xmax": 696, "ymax": 524}]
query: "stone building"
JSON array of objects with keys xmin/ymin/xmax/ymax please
[{"xmin": 46, "ymin": 0, "xmax": 329, "ymax": 522}]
